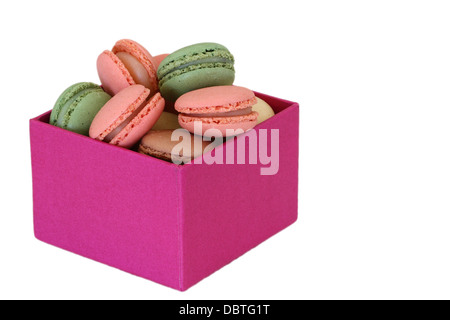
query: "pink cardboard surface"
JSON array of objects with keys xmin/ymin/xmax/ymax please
[{"xmin": 29, "ymin": 92, "xmax": 299, "ymax": 291}]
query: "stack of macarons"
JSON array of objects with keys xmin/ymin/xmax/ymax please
[{"xmin": 49, "ymin": 39, "xmax": 276, "ymax": 163}]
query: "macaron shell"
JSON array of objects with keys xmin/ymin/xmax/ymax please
[
  {"xmin": 64, "ymin": 91, "xmax": 111, "ymax": 135},
  {"xmin": 175, "ymin": 85, "xmax": 256, "ymax": 113},
  {"xmin": 97, "ymin": 50, "xmax": 134, "ymax": 96},
  {"xmin": 114, "ymin": 39, "xmax": 153, "ymax": 62},
  {"xmin": 111, "ymin": 93, "xmax": 165, "ymax": 148},
  {"xmin": 160, "ymin": 68, "xmax": 235, "ymax": 103},
  {"xmin": 178, "ymin": 112, "xmax": 258, "ymax": 137},
  {"xmin": 89, "ymin": 85, "xmax": 149, "ymax": 141}
]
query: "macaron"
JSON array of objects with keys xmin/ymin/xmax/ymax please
[
  {"xmin": 89, "ymin": 84, "xmax": 164, "ymax": 149},
  {"xmin": 151, "ymin": 111, "xmax": 182, "ymax": 130},
  {"xmin": 139, "ymin": 129, "xmax": 212, "ymax": 163},
  {"xmin": 50, "ymin": 82, "xmax": 111, "ymax": 136},
  {"xmin": 152, "ymin": 54, "xmax": 169, "ymax": 70},
  {"xmin": 97, "ymin": 39, "xmax": 158, "ymax": 96},
  {"xmin": 157, "ymin": 43, "xmax": 235, "ymax": 102},
  {"xmin": 252, "ymin": 97, "xmax": 275, "ymax": 124},
  {"xmin": 175, "ymin": 85, "xmax": 258, "ymax": 137}
]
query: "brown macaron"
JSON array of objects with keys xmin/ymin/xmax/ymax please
[{"xmin": 139, "ymin": 129, "xmax": 212, "ymax": 163}]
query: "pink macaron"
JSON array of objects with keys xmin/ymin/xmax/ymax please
[
  {"xmin": 152, "ymin": 54, "xmax": 169, "ymax": 70},
  {"xmin": 175, "ymin": 85, "xmax": 258, "ymax": 137},
  {"xmin": 97, "ymin": 39, "xmax": 158, "ymax": 96},
  {"xmin": 89, "ymin": 84, "xmax": 164, "ymax": 149}
]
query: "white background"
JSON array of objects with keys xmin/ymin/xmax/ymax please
[{"xmin": 1, "ymin": 0, "xmax": 450, "ymax": 300}]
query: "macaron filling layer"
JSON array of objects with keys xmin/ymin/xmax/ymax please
[
  {"xmin": 95, "ymin": 88, "xmax": 150, "ymax": 142},
  {"xmin": 115, "ymin": 52, "xmax": 153, "ymax": 90},
  {"xmin": 109, "ymin": 93, "xmax": 164, "ymax": 146},
  {"xmin": 103, "ymin": 97, "xmax": 149, "ymax": 143}
]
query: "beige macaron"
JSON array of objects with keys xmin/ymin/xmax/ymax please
[
  {"xmin": 139, "ymin": 129, "xmax": 212, "ymax": 163},
  {"xmin": 151, "ymin": 112, "xmax": 182, "ymax": 130},
  {"xmin": 252, "ymin": 97, "xmax": 275, "ymax": 124}
]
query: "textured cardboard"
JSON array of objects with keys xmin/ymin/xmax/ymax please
[{"xmin": 29, "ymin": 92, "xmax": 299, "ymax": 291}]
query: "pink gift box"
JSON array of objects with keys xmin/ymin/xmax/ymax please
[{"xmin": 29, "ymin": 91, "xmax": 299, "ymax": 291}]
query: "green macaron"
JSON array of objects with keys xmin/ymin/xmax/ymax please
[
  {"xmin": 50, "ymin": 82, "xmax": 111, "ymax": 136},
  {"xmin": 157, "ymin": 42, "xmax": 235, "ymax": 102}
]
